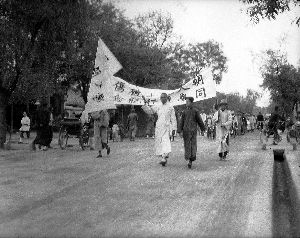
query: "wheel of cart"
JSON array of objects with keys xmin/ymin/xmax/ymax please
[
  {"xmin": 58, "ymin": 125, "xmax": 68, "ymax": 149},
  {"xmin": 58, "ymin": 118, "xmax": 82, "ymax": 149},
  {"xmin": 79, "ymin": 123, "xmax": 91, "ymax": 150}
]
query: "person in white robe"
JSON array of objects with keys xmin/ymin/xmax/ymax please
[
  {"xmin": 149, "ymin": 93, "xmax": 177, "ymax": 166},
  {"xmin": 213, "ymin": 99, "xmax": 232, "ymax": 160},
  {"xmin": 19, "ymin": 112, "xmax": 30, "ymax": 143}
]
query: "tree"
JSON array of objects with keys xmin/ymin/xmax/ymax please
[
  {"xmin": 0, "ymin": 0, "xmax": 92, "ymax": 147},
  {"xmin": 130, "ymin": 10, "xmax": 187, "ymax": 88},
  {"xmin": 257, "ymin": 49, "xmax": 300, "ymax": 116},
  {"xmin": 241, "ymin": 0, "xmax": 300, "ymax": 26},
  {"xmin": 174, "ymin": 40, "xmax": 228, "ymax": 84}
]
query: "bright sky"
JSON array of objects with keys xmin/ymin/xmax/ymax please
[{"xmin": 111, "ymin": 0, "xmax": 300, "ymax": 107}]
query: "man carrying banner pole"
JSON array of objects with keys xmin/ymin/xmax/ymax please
[{"xmin": 148, "ymin": 93, "xmax": 177, "ymax": 166}]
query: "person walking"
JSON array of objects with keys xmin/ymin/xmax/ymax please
[
  {"xmin": 149, "ymin": 93, "xmax": 177, "ymax": 166},
  {"xmin": 256, "ymin": 112, "xmax": 264, "ymax": 130},
  {"xmin": 145, "ymin": 113, "xmax": 155, "ymax": 138},
  {"xmin": 92, "ymin": 109, "xmax": 111, "ymax": 157},
  {"xmin": 47, "ymin": 106, "xmax": 54, "ymax": 148},
  {"xmin": 267, "ymin": 106, "xmax": 285, "ymax": 145},
  {"xmin": 127, "ymin": 108, "xmax": 138, "ymax": 141},
  {"xmin": 213, "ymin": 99, "xmax": 232, "ymax": 160},
  {"xmin": 241, "ymin": 113, "xmax": 247, "ymax": 135},
  {"xmin": 200, "ymin": 110, "xmax": 207, "ymax": 135},
  {"xmin": 31, "ymin": 102, "xmax": 51, "ymax": 151},
  {"xmin": 19, "ymin": 112, "xmax": 30, "ymax": 143},
  {"xmin": 178, "ymin": 97, "xmax": 205, "ymax": 168}
]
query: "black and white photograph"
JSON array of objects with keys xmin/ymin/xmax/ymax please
[{"xmin": 0, "ymin": 0, "xmax": 300, "ymax": 237}]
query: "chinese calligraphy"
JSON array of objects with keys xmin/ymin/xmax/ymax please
[
  {"xmin": 94, "ymin": 82, "xmax": 102, "ymax": 88},
  {"xmin": 92, "ymin": 93, "xmax": 104, "ymax": 102},
  {"xmin": 92, "ymin": 67, "xmax": 101, "ymax": 77},
  {"xmin": 193, "ymin": 73, "xmax": 204, "ymax": 86},
  {"xmin": 179, "ymin": 93, "xmax": 186, "ymax": 101},
  {"xmin": 196, "ymin": 88, "xmax": 206, "ymax": 98},
  {"xmin": 114, "ymin": 94, "xmax": 124, "ymax": 102},
  {"xmin": 130, "ymin": 89, "xmax": 141, "ymax": 97},
  {"xmin": 115, "ymin": 81, "xmax": 125, "ymax": 92}
]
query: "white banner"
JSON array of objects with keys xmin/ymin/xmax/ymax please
[
  {"xmin": 84, "ymin": 69, "xmax": 117, "ymax": 113},
  {"xmin": 85, "ymin": 38, "xmax": 216, "ymax": 113},
  {"xmin": 111, "ymin": 67, "xmax": 216, "ymax": 106},
  {"xmin": 93, "ymin": 38, "xmax": 122, "ymax": 76}
]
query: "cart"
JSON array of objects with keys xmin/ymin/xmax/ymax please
[{"xmin": 58, "ymin": 117, "xmax": 91, "ymax": 150}]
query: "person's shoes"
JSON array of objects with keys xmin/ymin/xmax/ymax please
[
  {"xmin": 96, "ymin": 152, "xmax": 102, "ymax": 158},
  {"xmin": 107, "ymin": 146, "xmax": 110, "ymax": 155},
  {"xmin": 159, "ymin": 157, "xmax": 167, "ymax": 166},
  {"xmin": 273, "ymin": 141, "xmax": 278, "ymax": 145},
  {"xmin": 188, "ymin": 159, "xmax": 192, "ymax": 168},
  {"xmin": 90, "ymin": 147, "xmax": 94, "ymax": 150}
]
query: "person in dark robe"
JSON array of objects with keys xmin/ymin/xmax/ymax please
[
  {"xmin": 31, "ymin": 102, "xmax": 50, "ymax": 151},
  {"xmin": 178, "ymin": 97, "xmax": 205, "ymax": 169},
  {"xmin": 127, "ymin": 108, "xmax": 138, "ymax": 141},
  {"xmin": 47, "ymin": 106, "xmax": 54, "ymax": 148}
]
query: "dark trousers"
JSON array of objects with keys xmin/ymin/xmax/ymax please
[
  {"xmin": 48, "ymin": 126, "xmax": 53, "ymax": 146},
  {"xmin": 183, "ymin": 130, "xmax": 197, "ymax": 161}
]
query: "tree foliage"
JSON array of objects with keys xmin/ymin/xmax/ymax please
[
  {"xmin": 258, "ymin": 49, "xmax": 300, "ymax": 115},
  {"xmin": 173, "ymin": 40, "xmax": 228, "ymax": 84},
  {"xmin": 241, "ymin": 0, "xmax": 300, "ymax": 26}
]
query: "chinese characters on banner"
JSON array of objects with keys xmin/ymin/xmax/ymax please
[
  {"xmin": 108, "ymin": 67, "xmax": 216, "ymax": 107},
  {"xmin": 84, "ymin": 38, "xmax": 216, "ymax": 113}
]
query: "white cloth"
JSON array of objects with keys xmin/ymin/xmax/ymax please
[
  {"xmin": 49, "ymin": 113, "xmax": 53, "ymax": 126},
  {"xmin": 20, "ymin": 116, "xmax": 30, "ymax": 131},
  {"xmin": 80, "ymin": 110, "xmax": 90, "ymax": 124},
  {"xmin": 150, "ymin": 102, "xmax": 177, "ymax": 157},
  {"xmin": 213, "ymin": 109, "xmax": 232, "ymax": 154},
  {"xmin": 200, "ymin": 113, "xmax": 207, "ymax": 123}
]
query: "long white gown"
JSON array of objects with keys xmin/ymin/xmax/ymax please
[{"xmin": 151, "ymin": 102, "xmax": 177, "ymax": 157}]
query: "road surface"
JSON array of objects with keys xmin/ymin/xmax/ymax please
[{"xmin": 0, "ymin": 131, "xmax": 275, "ymax": 237}]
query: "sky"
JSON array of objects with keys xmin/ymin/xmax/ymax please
[{"xmin": 110, "ymin": 0, "xmax": 300, "ymax": 107}]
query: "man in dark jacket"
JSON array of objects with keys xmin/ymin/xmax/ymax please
[
  {"xmin": 31, "ymin": 102, "xmax": 50, "ymax": 151},
  {"xmin": 268, "ymin": 106, "xmax": 285, "ymax": 144},
  {"xmin": 178, "ymin": 97, "xmax": 205, "ymax": 168},
  {"xmin": 256, "ymin": 112, "xmax": 264, "ymax": 130},
  {"xmin": 241, "ymin": 113, "xmax": 247, "ymax": 135}
]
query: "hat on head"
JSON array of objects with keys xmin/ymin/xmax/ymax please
[{"xmin": 219, "ymin": 99, "xmax": 228, "ymax": 105}]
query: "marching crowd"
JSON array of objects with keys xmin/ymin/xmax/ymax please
[{"xmin": 16, "ymin": 95, "xmax": 290, "ymax": 168}]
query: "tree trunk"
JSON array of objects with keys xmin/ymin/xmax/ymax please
[{"xmin": 0, "ymin": 93, "xmax": 8, "ymax": 148}]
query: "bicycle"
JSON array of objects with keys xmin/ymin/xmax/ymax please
[{"xmin": 287, "ymin": 122, "xmax": 300, "ymax": 144}]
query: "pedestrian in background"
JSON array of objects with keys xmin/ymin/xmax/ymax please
[
  {"xmin": 47, "ymin": 106, "xmax": 54, "ymax": 148},
  {"xmin": 19, "ymin": 112, "xmax": 30, "ymax": 143},
  {"xmin": 31, "ymin": 102, "xmax": 51, "ymax": 151},
  {"xmin": 127, "ymin": 108, "xmax": 138, "ymax": 141},
  {"xmin": 146, "ymin": 113, "xmax": 155, "ymax": 138},
  {"xmin": 91, "ymin": 109, "xmax": 111, "ymax": 158}
]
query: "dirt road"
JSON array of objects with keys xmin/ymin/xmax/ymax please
[{"xmin": 0, "ymin": 132, "xmax": 274, "ymax": 237}]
